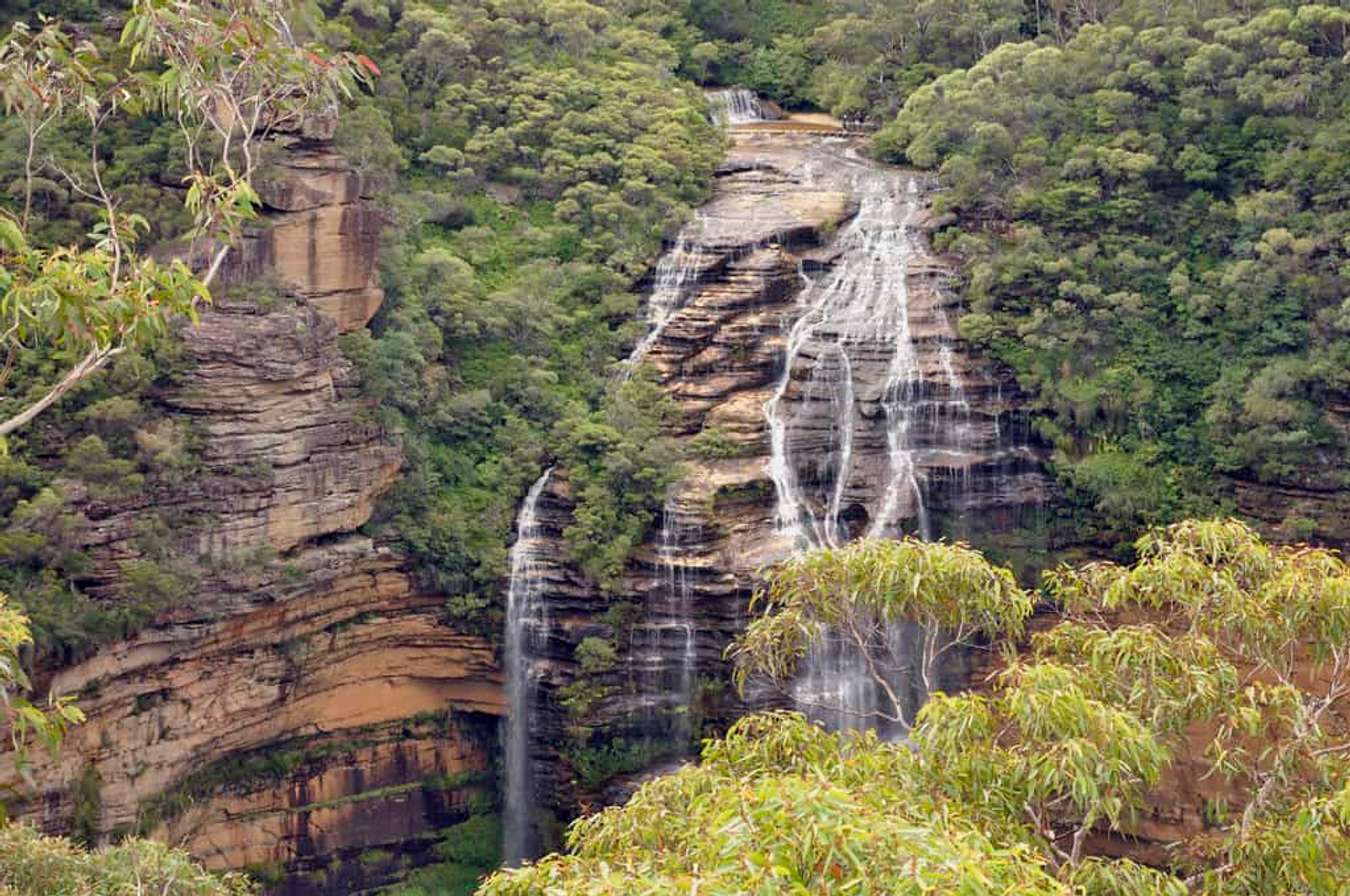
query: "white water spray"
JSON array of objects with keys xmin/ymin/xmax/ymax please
[
  {"xmin": 757, "ymin": 150, "xmax": 982, "ymax": 732},
  {"xmin": 707, "ymin": 87, "xmax": 767, "ymax": 126},
  {"xmin": 503, "ymin": 468, "xmax": 553, "ymax": 866}
]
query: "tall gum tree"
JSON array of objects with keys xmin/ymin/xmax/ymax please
[{"xmin": 483, "ymin": 520, "xmax": 1350, "ymax": 893}]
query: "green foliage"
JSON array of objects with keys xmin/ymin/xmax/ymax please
[
  {"xmin": 1, "ymin": 598, "xmax": 230, "ymax": 893},
  {"xmin": 484, "ymin": 521, "xmax": 1350, "ymax": 893},
  {"xmin": 0, "ymin": 823, "xmax": 253, "ymax": 896},
  {"xmin": 434, "ymin": 813, "xmax": 500, "ymax": 870},
  {"xmin": 0, "ymin": 1, "xmax": 374, "ymax": 438},
  {"xmin": 686, "ymin": 425, "xmax": 750, "ymax": 460},
  {"xmin": 338, "ymin": 0, "xmax": 721, "ymax": 613},
  {"xmin": 557, "ymin": 679, "xmax": 617, "ymax": 722},
  {"xmin": 878, "ymin": 1, "xmax": 1350, "ymax": 535},
  {"xmin": 241, "ymin": 862, "xmax": 285, "ymax": 888},
  {"xmin": 68, "ymin": 764, "xmax": 100, "ymax": 848},
  {"xmin": 683, "ymin": 0, "xmax": 1027, "ymax": 117},
  {"xmin": 0, "ymin": 591, "xmax": 84, "ymax": 789},
  {"xmin": 487, "ymin": 713, "xmax": 1070, "ymax": 894},
  {"xmin": 729, "ymin": 536, "xmax": 1032, "ymax": 714},
  {"xmin": 563, "ymin": 738, "xmax": 670, "ymax": 792},
  {"xmin": 558, "ymin": 636, "xmax": 622, "ymax": 720},
  {"xmin": 380, "ymin": 813, "xmax": 501, "ymax": 896},
  {"xmin": 555, "ymin": 377, "xmax": 683, "ymax": 592},
  {"xmin": 62, "ymin": 435, "xmax": 142, "ymax": 501},
  {"xmin": 573, "ymin": 637, "xmax": 618, "ymax": 675}
]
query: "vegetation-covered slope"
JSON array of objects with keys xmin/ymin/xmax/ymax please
[
  {"xmin": 878, "ymin": 2, "xmax": 1349, "ymax": 539},
  {"xmin": 326, "ymin": 0, "xmax": 719, "ymax": 611},
  {"xmin": 1, "ymin": 0, "xmax": 1347, "ymax": 892}
]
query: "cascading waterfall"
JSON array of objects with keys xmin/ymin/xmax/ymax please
[
  {"xmin": 790, "ymin": 622, "xmax": 928, "ymax": 737},
  {"xmin": 624, "ymin": 496, "xmax": 703, "ymax": 750},
  {"xmin": 623, "ymin": 216, "xmax": 707, "ymax": 376},
  {"xmin": 762, "ymin": 153, "xmax": 972, "ymax": 734},
  {"xmin": 502, "ymin": 468, "xmax": 553, "ymax": 866},
  {"xmin": 619, "ymin": 215, "xmax": 712, "ymax": 730},
  {"xmin": 707, "ymin": 87, "xmax": 767, "ymax": 126}
]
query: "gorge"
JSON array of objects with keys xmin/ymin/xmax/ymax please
[{"xmin": 2, "ymin": 0, "xmax": 1347, "ymax": 892}]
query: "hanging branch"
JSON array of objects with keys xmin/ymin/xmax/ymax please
[{"xmin": 0, "ymin": 1, "xmax": 376, "ymax": 440}]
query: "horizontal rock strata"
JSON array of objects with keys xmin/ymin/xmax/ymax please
[{"xmin": 8, "ymin": 140, "xmax": 500, "ymax": 895}]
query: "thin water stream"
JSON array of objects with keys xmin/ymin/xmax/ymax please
[{"xmin": 502, "ymin": 469, "xmax": 553, "ymax": 866}]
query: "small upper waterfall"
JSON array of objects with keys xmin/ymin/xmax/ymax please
[
  {"xmin": 502, "ymin": 468, "xmax": 553, "ymax": 866},
  {"xmin": 707, "ymin": 87, "xmax": 767, "ymax": 126}
]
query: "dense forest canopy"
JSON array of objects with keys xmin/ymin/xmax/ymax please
[
  {"xmin": 879, "ymin": 1, "xmax": 1350, "ymax": 539},
  {"xmin": 680, "ymin": 0, "xmax": 1349, "ymax": 543}
]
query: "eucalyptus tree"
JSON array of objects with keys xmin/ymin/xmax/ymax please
[
  {"xmin": 0, "ymin": 0, "xmax": 375, "ymax": 438},
  {"xmin": 482, "ymin": 520, "xmax": 1350, "ymax": 893},
  {"xmin": 0, "ymin": 592, "xmax": 81, "ymax": 790}
]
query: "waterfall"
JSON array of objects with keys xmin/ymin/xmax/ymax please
[
  {"xmin": 656, "ymin": 498, "xmax": 699, "ymax": 706},
  {"xmin": 502, "ymin": 468, "xmax": 553, "ymax": 866},
  {"xmin": 790, "ymin": 623, "xmax": 927, "ymax": 737},
  {"xmin": 762, "ymin": 159, "xmax": 973, "ymax": 733},
  {"xmin": 707, "ymin": 87, "xmax": 766, "ymax": 126},
  {"xmin": 868, "ymin": 182, "xmax": 931, "ymax": 542},
  {"xmin": 764, "ymin": 172, "xmax": 929, "ymax": 548},
  {"xmin": 623, "ymin": 216, "xmax": 708, "ymax": 377}
]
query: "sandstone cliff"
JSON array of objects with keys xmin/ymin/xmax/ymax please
[{"xmin": 7, "ymin": 139, "xmax": 503, "ymax": 895}]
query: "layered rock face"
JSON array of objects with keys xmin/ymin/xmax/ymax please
[
  {"xmin": 7, "ymin": 141, "xmax": 503, "ymax": 894},
  {"xmin": 506, "ymin": 121, "xmax": 1054, "ymax": 837},
  {"xmin": 1230, "ymin": 394, "xmax": 1350, "ymax": 547},
  {"xmin": 220, "ymin": 145, "xmax": 387, "ymax": 335}
]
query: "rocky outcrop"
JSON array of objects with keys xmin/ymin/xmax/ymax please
[
  {"xmin": 6, "ymin": 139, "xmax": 502, "ymax": 894},
  {"xmin": 220, "ymin": 145, "xmax": 386, "ymax": 335}
]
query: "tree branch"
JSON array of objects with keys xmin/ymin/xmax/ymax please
[{"xmin": 0, "ymin": 345, "xmax": 124, "ymax": 437}]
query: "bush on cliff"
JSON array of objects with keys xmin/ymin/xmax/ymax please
[{"xmin": 1, "ymin": 594, "xmax": 241, "ymax": 895}]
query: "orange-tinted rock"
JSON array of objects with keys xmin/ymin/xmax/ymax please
[{"xmin": 4, "ymin": 141, "xmax": 499, "ymax": 894}]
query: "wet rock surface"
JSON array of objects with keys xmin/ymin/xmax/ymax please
[{"xmin": 504, "ymin": 122, "xmax": 1055, "ymax": 840}]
